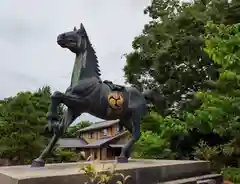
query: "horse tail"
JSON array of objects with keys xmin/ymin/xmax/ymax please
[
  {"xmin": 142, "ymin": 89, "xmax": 166, "ymax": 109},
  {"xmin": 142, "ymin": 90, "xmax": 155, "ymax": 103}
]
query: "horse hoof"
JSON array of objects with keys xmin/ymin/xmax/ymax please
[
  {"xmin": 117, "ymin": 156, "xmax": 128, "ymax": 163},
  {"xmin": 31, "ymin": 158, "xmax": 45, "ymax": 167}
]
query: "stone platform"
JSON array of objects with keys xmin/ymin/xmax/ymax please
[{"xmin": 0, "ymin": 159, "xmax": 222, "ymax": 184}]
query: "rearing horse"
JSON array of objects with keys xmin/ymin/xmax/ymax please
[{"xmin": 31, "ymin": 24, "xmax": 164, "ymax": 166}]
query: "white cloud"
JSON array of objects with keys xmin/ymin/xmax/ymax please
[{"xmin": 0, "ymin": 0, "xmax": 150, "ymax": 122}]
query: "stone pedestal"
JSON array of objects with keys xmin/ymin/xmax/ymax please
[{"xmin": 0, "ymin": 159, "xmax": 223, "ymax": 184}]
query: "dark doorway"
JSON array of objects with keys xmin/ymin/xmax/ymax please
[
  {"xmin": 114, "ymin": 148, "xmax": 121, "ymax": 157},
  {"xmin": 106, "ymin": 147, "xmax": 122, "ymax": 159}
]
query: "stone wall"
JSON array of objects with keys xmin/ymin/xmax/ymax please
[{"xmin": 0, "ymin": 159, "xmax": 11, "ymax": 166}]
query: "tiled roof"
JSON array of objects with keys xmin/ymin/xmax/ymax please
[
  {"xmin": 78, "ymin": 119, "xmax": 120, "ymax": 132},
  {"xmin": 83, "ymin": 131, "xmax": 128, "ymax": 148},
  {"xmin": 57, "ymin": 131, "xmax": 128, "ymax": 149},
  {"xmin": 57, "ymin": 138, "xmax": 87, "ymax": 148}
]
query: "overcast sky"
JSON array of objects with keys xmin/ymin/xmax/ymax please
[{"xmin": 0, "ymin": 0, "xmax": 150, "ymax": 122}]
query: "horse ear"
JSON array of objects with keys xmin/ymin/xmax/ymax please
[
  {"xmin": 73, "ymin": 26, "xmax": 77, "ymax": 31},
  {"xmin": 80, "ymin": 23, "xmax": 87, "ymax": 35},
  {"xmin": 80, "ymin": 23, "xmax": 84, "ymax": 29}
]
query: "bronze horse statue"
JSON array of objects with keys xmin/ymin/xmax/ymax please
[{"xmin": 31, "ymin": 24, "xmax": 164, "ymax": 166}]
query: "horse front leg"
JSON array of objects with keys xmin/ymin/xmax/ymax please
[
  {"xmin": 31, "ymin": 109, "xmax": 77, "ymax": 167},
  {"xmin": 46, "ymin": 91, "xmax": 65, "ymax": 132}
]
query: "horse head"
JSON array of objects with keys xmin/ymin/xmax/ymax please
[{"xmin": 57, "ymin": 23, "xmax": 88, "ymax": 54}]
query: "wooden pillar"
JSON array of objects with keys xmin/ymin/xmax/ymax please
[
  {"xmin": 97, "ymin": 148, "xmax": 100, "ymax": 160},
  {"xmin": 101, "ymin": 148, "xmax": 107, "ymax": 160}
]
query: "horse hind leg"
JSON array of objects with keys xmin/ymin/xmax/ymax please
[
  {"xmin": 31, "ymin": 109, "xmax": 77, "ymax": 167},
  {"xmin": 118, "ymin": 110, "xmax": 142, "ymax": 162}
]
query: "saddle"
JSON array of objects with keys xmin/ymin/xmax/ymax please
[{"xmin": 103, "ymin": 80, "xmax": 125, "ymax": 91}]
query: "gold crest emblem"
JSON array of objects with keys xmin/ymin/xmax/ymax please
[{"xmin": 107, "ymin": 92, "xmax": 124, "ymax": 110}]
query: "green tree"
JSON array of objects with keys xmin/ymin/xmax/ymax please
[
  {"xmin": 124, "ymin": 0, "xmax": 240, "ymax": 115},
  {"xmin": 128, "ymin": 0, "xmax": 240, "ymax": 162},
  {"xmin": 183, "ymin": 22, "xmax": 240, "ymax": 170},
  {"xmin": 0, "ymin": 86, "xmax": 52, "ymax": 164},
  {"xmin": 138, "ymin": 22, "xmax": 240, "ymax": 165},
  {"xmin": 133, "ymin": 131, "xmax": 174, "ymax": 159},
  {"xmin": 133, "ymin": 111, "xmax": 188, "ymax": 159},
  {"xmin": 140, "ymin": 112, "xmax": 162, "ymax": 133},
  {"xmin": 188, "ymin": 22, "xmax": 240, "ymax": 136}
]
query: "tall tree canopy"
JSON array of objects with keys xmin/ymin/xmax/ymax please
[
  {"xmin": 129, "ymin": 1, "xmax": 240, "ymax": 172},
  {"xmin": 0, "ymin": 86, "xmax": 52, "ymax": 164},
  {"xmin": 183, "ymin": 22, "xmax": 240, "ymax": 169},
  {"xmin": 124, "ymin": 0, "xmax": 240, "ymax": 115}
]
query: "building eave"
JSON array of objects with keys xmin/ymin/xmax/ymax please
[{"xmin": 81, "ymin": 131, "xmax": 128, "ymax": 149}]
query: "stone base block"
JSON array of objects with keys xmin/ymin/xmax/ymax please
[{"xmin": 0, "ymin": 159, "xmax": 223, "ymax": 184}]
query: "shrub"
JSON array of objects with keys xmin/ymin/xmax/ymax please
[
  {"xmin": 47, "ymin": 148, "xmax": 85, "ymax": 163},
  {"xmin": 80, "ymin": 161, "xmax": 131, "ymax": 184},
  {"xmin": 221, "ymin": 167, "xmax": 240, "ymax": 184}
]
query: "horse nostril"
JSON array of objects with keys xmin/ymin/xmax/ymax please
[{"xmin": 57, "ymin": 34, "xmax": 65, "ymax": 41}]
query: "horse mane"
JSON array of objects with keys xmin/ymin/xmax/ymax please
[{"xmin": 79, "ymin": 24, "xmax": 101, "ymax": 79}]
